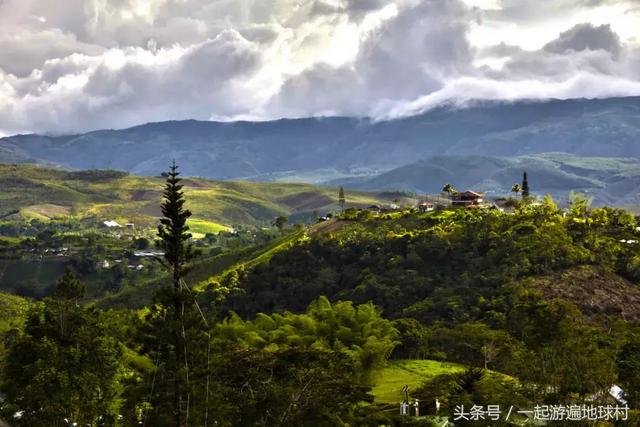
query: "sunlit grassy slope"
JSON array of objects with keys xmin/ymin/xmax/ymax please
[
  {"xmin": 0, "ymin": 292, "xmax": 31, "ymax": 329},
  {"xmin": 0, "ymin": 164, "xmax": 395, "ymax": 229},
  {"xmin": 0, "ymin": 292, "xmax": 32, "ymax": 356},
  {"xmin": 372, "ymin": 359, "xmax": 465, "ymax": 404}
]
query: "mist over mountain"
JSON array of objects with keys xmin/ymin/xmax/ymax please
[{"xmin": 1, "ymin": 96, "xmax": 639, "ymax": 204}]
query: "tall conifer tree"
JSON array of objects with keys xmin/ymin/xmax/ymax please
[
  {"xmin": 156, "ymin": 160, "xmax": 194, "ymax": 426},
  {"xmin": 522, "ymin": 171, "xmax": 530, "ymax": 198}
]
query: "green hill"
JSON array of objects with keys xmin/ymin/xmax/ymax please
[
  {"xmin": 0, "ymin": 164, "xmax": 396, "ymax": 230},
  {"xmin": 0, "ymin": 164, "xmax": 402, "ymax": 301},
  {"xmin": 220, "ymin": 204, "xmax": 640, "ymax": 322}
]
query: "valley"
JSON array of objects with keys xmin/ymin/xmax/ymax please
[{"xmin": 2, "ymin": 172, "xmax": 640, "ymax": 424}]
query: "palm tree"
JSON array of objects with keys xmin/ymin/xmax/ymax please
[
  {"xmin": 511, "ymin": 183, "xmax": 522, "ymax": 199},
  {"xmin": 442, "ymin": 183, "xmax": 457, "ymax": 198},
  {"xmin": 441, "ymin": 183, "xmax": 457, "ymax": 206}
]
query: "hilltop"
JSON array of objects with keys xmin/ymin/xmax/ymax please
[{"xmin": 330, "ymin": 153, "xmax": 640, "ymax": 207}]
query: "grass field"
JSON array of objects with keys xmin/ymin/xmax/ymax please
[
  {"xmin": 187, "ymin": 219, "xmax": 232, "ymax": 238},
  {"xmin": 372, "ymin": 359, "xmax": 465, "ymax": 404},
  {"xmin": 195, "ymin": 227, "xmax": 307, "ymax": 290}
]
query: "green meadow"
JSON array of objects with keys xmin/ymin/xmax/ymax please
[{"xmin": 372, "ymin": 359, "xmax": 465, "ymax": 404}]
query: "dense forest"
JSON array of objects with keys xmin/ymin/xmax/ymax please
[{"xmin": 1, "ymin": 165, "xmax": 640, "ymax": 426}]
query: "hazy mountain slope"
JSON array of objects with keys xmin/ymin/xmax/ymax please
[
  {"xmin": 1, "ymin": 97, "xmax": 639, "ymax": 181},
  {"xmin": 0, "ymin": 118, "xmax": 365, "ymax": 179}
]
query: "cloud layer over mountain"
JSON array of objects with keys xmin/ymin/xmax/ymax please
[{"xmin": 0, "ymin": 0, "xmax": 639, "ymax": 134}]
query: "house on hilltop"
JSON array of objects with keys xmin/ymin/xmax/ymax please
[{"xmin": 451, "ymin": 191, "xmax": 484, "ymax": 208}]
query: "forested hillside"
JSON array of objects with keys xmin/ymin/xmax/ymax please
[
  {"xmin": 223, "ymin": 199, "xmax": 640, "ymax": 320},
  {"xmin": 216, "ymin": 198, "xmax": 640, "ymax": 423}
]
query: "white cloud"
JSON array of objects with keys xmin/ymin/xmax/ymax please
[
  {"xmin": 0, "ymin": 0, "xmax": 639, "ymax": 134},
  {"xmin": 383, "ymin": 73, "xmax": 640, "ymax": 119}
]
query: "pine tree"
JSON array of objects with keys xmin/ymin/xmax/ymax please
[
  {"xmin": 338, "ymin": 186, "xmax": 346, "ymax": 212},
  {"xmin": 158, "ymin": 161, "xmax": 194, "ymax": 289},
  {"xmin": 522, "ymin": 171, "xmax": 530, "ymax": 198},
  {"xmin": 156, "ymin": 160, "xmax": 195, "ymax": 426}
]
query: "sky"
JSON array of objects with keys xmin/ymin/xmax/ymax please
[{"xmin": 0, "ymin": 0, "xmax": 639, "ymax": 135}]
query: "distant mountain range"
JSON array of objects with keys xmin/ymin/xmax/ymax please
[{"xmin": 1, "ymin": 96, "xmax": 639, "ymax": 205}]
